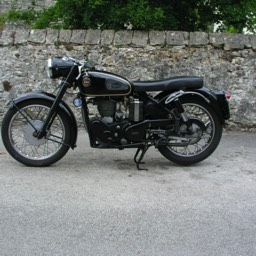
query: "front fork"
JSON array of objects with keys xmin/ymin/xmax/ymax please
[
  {"xmin": 34, "ymin": 82, "xmax": 69, "ymax": 139},
  {"xmin": 34, "ymin": 66, "xmax": 77, "ymax": 139}
]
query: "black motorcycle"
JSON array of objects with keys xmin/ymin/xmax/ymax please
[{"xmin": 1, "ymin": 56, "xmax": 230, "ymax": 170}]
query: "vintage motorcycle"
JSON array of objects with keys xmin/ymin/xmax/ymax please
[{"xmin": 1, "ymin": 56, "xmax": 230, "ymax": 170}]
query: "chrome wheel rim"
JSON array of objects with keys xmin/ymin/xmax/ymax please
[{"xmin": 8, "ymin": 105, "xmax": 65, "ymax": 160}]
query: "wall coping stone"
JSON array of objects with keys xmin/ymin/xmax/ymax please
[
  {"xmin": 166, "ymin": 31, "xmax": 189, "ymax": 46},
  {"xmin": 0, "ymin": 30, "xmax": 14, "ymax": 46},
  {"xmin": 190, "ymin": 32, "xmax": 209, "ymax": 46},
  {"xmin": 101, "ymin": 30, "xmax": 115, "ymax": 45},
  {"xmin": 15, "ymin": 29, "xmax": 30, "ymax": 45},
  {"xmin": 0, "ymin": 29, "xmax": 255, "ymax": 50},
  {"xmin": 85, "ymin": 29, "xmax": 101, "ymax": 45},
  {"xmin": 45, "ymin": 29, "xmax": 58, "ymax": 45},
  {"xmin": 149, "ymin": 31, "xmax": 166, "ymax": 46},
  {"xmin": 132, "ymin": 31, "xmax": 149, "ymax": 46},
  {"xmin": 114, "ymin": 30, "xmax": 133, "ymax": 46},
  {"xmin": 29, "ymin": 29, "xmax": 46, "ymax": 44},
  {"xmin": 70, "ymin": 30, "xmax": 86, "ymax": 45}
]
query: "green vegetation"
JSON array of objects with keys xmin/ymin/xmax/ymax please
[{"xmin": 2, "ymin": 0, "xmax": 256, "ymax": 33}]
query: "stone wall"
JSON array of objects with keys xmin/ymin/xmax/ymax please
[
  {"xmin": 0, "ymin": 29, "xmax": 256, "ymax": 131},
  {"xmin": 0, "ymin": 0, "xmax": 55, "ymax": 13}
]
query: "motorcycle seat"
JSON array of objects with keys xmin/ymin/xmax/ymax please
[{"xmin": 132, "ymin": 76, "xmax": 203, "ymax": 92}]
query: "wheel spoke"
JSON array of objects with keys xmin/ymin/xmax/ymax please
[
  {"xmin": 8, "ymin": 104, "xmax": 66, "ymax": 160},
  {"xmin": 168, "ymin": 102, "xmax": 215, "ymax": 157}
]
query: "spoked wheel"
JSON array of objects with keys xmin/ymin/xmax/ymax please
[
  {"xmin": 1, "ymin": 99, "xmax": 71, "ymax": 166},
  {"xmin": 158, "ymin": 99, "xmax": 223, "ymax": 165}
]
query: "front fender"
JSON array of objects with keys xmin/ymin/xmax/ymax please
[{"xmin": 9, "ymin": 91, "xmax": 78, "ymax": 149}]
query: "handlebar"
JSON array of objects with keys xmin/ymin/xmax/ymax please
[
  {"xmin": 83, "ymin": 61, "xmax": 95, "ymax": 70},
  {"xmin": 62, "ymin": 56, "xmax": 95, "ymax": 70}
]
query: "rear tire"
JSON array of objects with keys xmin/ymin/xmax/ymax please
[
  {"xmin": 158, "ymin": 99, "xmax": 222, "ymax": 165},
  {"xmin": 1, "ymin": 99, "xmax": 71, "ymax": 167}
]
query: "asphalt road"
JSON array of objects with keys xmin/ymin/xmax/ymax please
[{"xmin": 0, "ymin": 131, "xmax": 256, "ymax": 256}]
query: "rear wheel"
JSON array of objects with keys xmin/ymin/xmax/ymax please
[
  {"xmin": 158, "ymin": 99, "xmax": 222, "ymax": 165},
  {"xmin": 1, "ymin": 99, "xmax": 71, "ymax": 166}
]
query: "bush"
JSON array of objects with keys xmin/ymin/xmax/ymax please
[{"xmin": 2, "ymin": 0, "xmax": 256, "ymax": 33}]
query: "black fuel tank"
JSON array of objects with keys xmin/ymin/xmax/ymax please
[{"xmin": 82, "ymin": 71, "xmax": 132, "ymax": 96}]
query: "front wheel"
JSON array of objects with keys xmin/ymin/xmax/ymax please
[
  {"xmin": 1, "ymin": 99, "xmax": 71, "ymax": 167},
  {"xmin": 158, "ymin": 99, "xmax": 223, "ymax": 165}
]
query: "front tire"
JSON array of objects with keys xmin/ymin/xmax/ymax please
[
  {"xmin": 158, "ymin": 99, "xmax": 223, "ymax": 165},
  {"xmin": 1, "ymin": 99, "xmax": 71, "ymax": 166}
]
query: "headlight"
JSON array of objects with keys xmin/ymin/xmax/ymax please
[
  {"xmin": 46, "ymin": 57, "xmax": 75, "ymax": 79},
  {"xmin": 47, "ymin": 58, "xmax": 53, "ymax": 78}
]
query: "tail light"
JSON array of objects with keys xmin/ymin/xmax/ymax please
[{"xmin": 225, "ymin": 91, "xmax": 231, "ymax": 100}]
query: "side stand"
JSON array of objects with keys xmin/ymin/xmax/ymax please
[{"xmin": 134, "ymin": 144, "xmax": 150, "ymax": 171}]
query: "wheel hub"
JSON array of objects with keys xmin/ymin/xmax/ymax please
[
  {"xmin": 24, "ymin": 120, "xmax": 47, "ymax": 146},
  {"xmin": 179, "ymin": 118, "xmax": 205, "ymax": 144}
]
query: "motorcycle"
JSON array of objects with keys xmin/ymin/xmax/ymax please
[{"xmin": 1, "ymin": 56, "xmax": 230, "ymax": 170}]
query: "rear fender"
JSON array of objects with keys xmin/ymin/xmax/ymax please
[
  {"xmin": 9, "ymin": 91, "xmax": 78, "ymax": 149},
  {"xmin": 192, "ymin": 88, "xmax": 230, "ymax": 122},
  {"xmin": 156, "ymin": 88, "xmax": 229, "ymax": 124}
]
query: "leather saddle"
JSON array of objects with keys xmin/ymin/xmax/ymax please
[{"xmin": 132, "ymin": 76, "xmax": 203, "ymax": 92}]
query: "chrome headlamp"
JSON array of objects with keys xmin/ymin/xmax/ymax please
[
  {"xmin": 47, "ymin": 58, "xmax": 53, "ymax": 78},
  {"xmin": 46, "ymin": 57, "xmax": 75, "ymax": 79}
]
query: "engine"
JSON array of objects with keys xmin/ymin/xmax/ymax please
[{"xmin": 89, "ymin": 97, "xmax": 146, "ymax": 145}]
